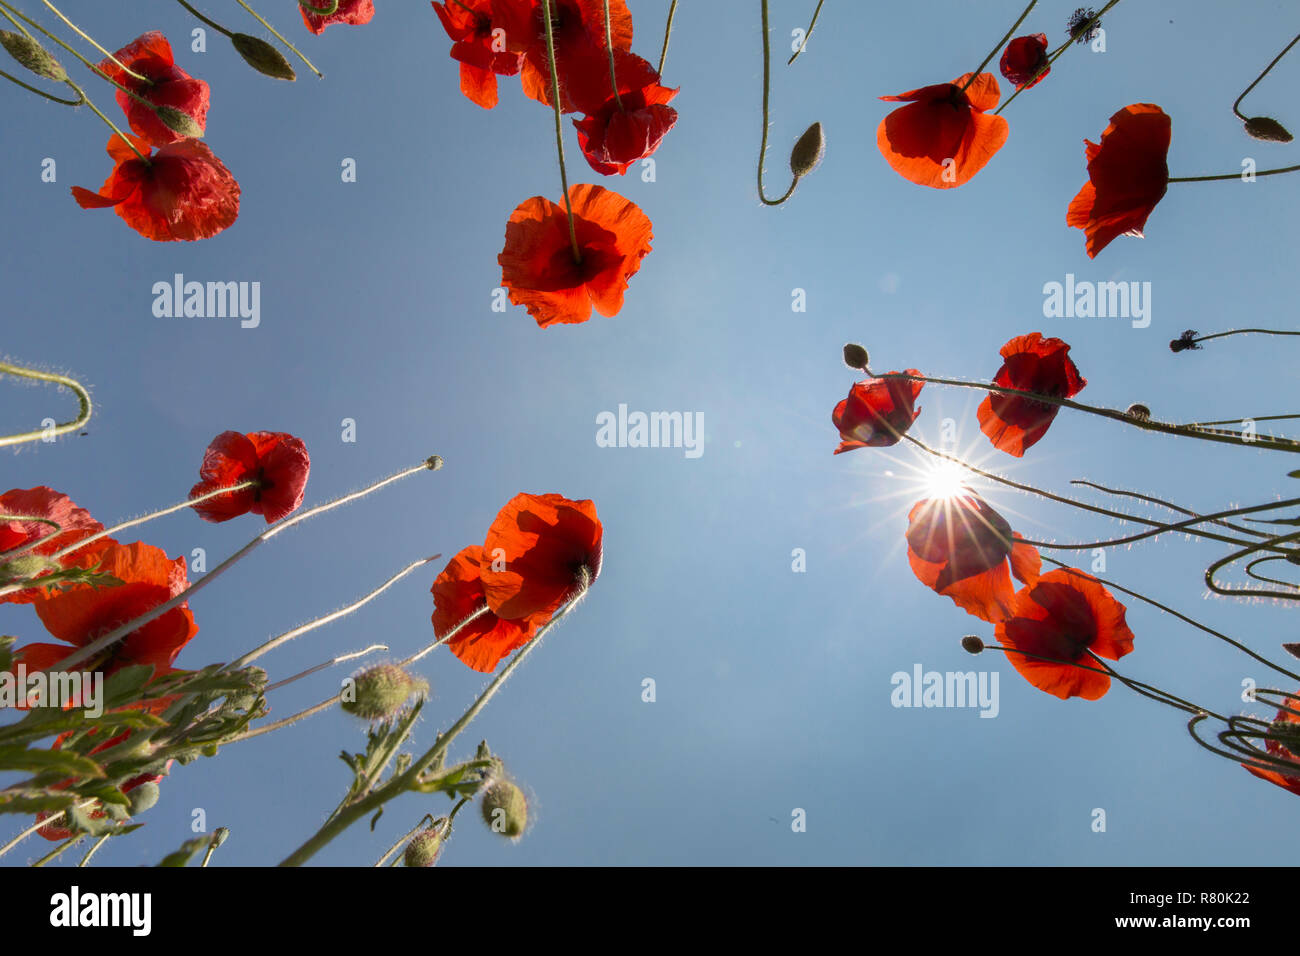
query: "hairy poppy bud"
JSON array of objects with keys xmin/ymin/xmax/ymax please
[
  {"xmin": 0, "ymin": 30, "xmax": 67, "ymax": 81},
  {"xmin": 0, "ymin": 553, "xmax": 58, "ymax": 587},
  {"xmin": 230, "ymin": 34, "xmax": 296, "ymax": 81},
  {"xmin": 842, "ymin": 343, "xmax": 870, "ymax": 371},
  {"xmin": 480, "ymin": 779, "xmax": 528, "ymax": 838},
  {"xmin": 1244, "ymin": 117, "xmax": 1293, "ymax": 143},
  {"xmin": 960, "ymin": 635, "xmax": 984, "ymax": 654},
  {"xmin": 340, "ymin": 664, "xmax": 428, "ymax": 721},
  {"xmin": 790, "ymin": 121, "xmax": 825, "ymax": 179},
  {"xmin": 211, "ymin": 826, "xmax": 230, "ymax": 848},
  {"xmin": 153, "ymin": 105, "xmax": 205, "ymax": 139},
  {"xmin": 403, "ymin": 826, "xmax": 445, "ymax": 867},
  {"xmin": 127, "ymin": 781, "xmax": 161, "ymax": 815},
  {"xmin": 1125, "ymin": 403, "xmax": 1151, "ymax": 421}
]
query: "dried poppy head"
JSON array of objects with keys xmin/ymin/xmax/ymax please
[
  {"xmin": 1066, "ymin": 7, "xmax": 1101, "ymax": 44},
  {"xmin": 1169, "ymin": 330, "xmax": 1201, "ymax": 353}
]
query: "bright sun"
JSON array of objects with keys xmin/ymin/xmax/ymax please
[{"xmin": 921, "ymin": 460, "xmax": 970, "ymax": 501}]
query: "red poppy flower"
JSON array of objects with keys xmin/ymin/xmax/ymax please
[
  {"xmin": 877, "ymin": 72, "xmax": 1009, "ymax": 188},
  {"xmin": 517, "ymin": 0, "xmax": 632, "ymax": 113},
  {"xmin": 831, "ymin": 371, "xmax": 924, "ymax": 454},
  {"xmin": 431, "ymin": 546, "xmax": 553, "ymax": 672},
  {"xmin": 189, "ymin": 431, "xmax": 311, "ymax": 524},
  {"xmin": 432, "ymin": 0, "xmax": 527, "ymax": 108},
  {"xmin": 999, "ymin": 34, "xmax": 1050, "ymax": 90},
  {"xmin": 1242, "ymin": 691, "xmax": 1300, "ymax": 797},
  {"xmin": 1067, "ymin": 103, "xmax": 1171, "ymax": 258},
  {"xmin": 995, "ymin": 568, "xmax": 1135, "ymax": 700},
  {"xmin": 71, "ymin": 135, "xmax": 240, "ymax": 242},
  {"xmin": 977, "ymin": 333, "xmax": 1086, "ymax": 457},
  {"xmin": 17, "ymin": 541, "xmax": 198, "ymax": 676},
  {"xmin": 569, "ymin": 50, "xmax": 678, "ymax": 175},
  {"xmin": 99, "ymin": 32, "xmax": 209, "ymax": 147},
  {"xmin": 300, "ymin": 0, "xmax": 375, "ymax": 34},
  {"xmin": 906, "ymin": 493, "xmax": 1041, "ymax": 623},
  {"xmin": 0, "ymin": 488, "xmax": 116, "ymax": 604},
  {"xmin": 498, "ymin": 183, "xmax": 653, "ymax": 327},
  {"xmin": 479, "ymin": 493, "xmax": 602, "ymax": 620}
]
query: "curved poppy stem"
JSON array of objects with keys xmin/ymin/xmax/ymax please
[
  {"xmin": 0, "ymin": 799, "xmax": 95, "ymax": 861},
  {"xmin": 870, "ymin": 367, "xmax": 1300, "ymax": 453},
  {"xmin": 959, "ymin": 0, "xmax": 1036, "ymax": 94},
  {"xmin": 1168, "ymin": 164, "xmax": 1300, "ymax": 183},
  {"xmin": 45, "ymin": 456, "xmax": 446, "ymax": 674},
  {"xmin": 0, "ymin": 67, "xmax": 81, "ymax": 104},
  {"xmin": 1231, "ymin": 31, "xmax": 1300, "ymax": 121},
  {"xmin": 1040, "ymin": 557, "xmax": 1300, "ymax": 684},
  {"xmin": 277, "ymin": 577, "xmax": 591, "ymax": 867},
  {"xmin": 1186, "ymin": 714, "xmax": 1296, "ymax": 776},
  {"xmin": 900, "ymin": 433, "xmax": 1286, "ymax": 555},
  {"xmin": 1177, "ymin": 328, "xmax": 1300, "ymax": 350},
  {"xmin": 756, "ymin": 0, "xmax": 799, "ymax": 206},
  {"xmin": 37, "ymin": 0, "xmax": 152, "ymax": 83},
  {"xmin": 260, "ymin": 643, "xmax": 388, "ymax": 693},
  {"xmin": 228, "ymin": 554, "xmax": 441, "ymax": 670},
  {"xmin": 174, "ymin": 0, "xmax": 235, "ymax": 37},
  {"xmin": 787, "ymin": 0, "xmax": 825, "ymax": 65},
  {"xmin": 32, "ymin": 834, "xmax": 83, "ymax": 867},
  {"xmin": 993, "ymin": 0, "xmax": 1121, "ymax": 114},
  {"xmin": 1014, "ymin": 496, "xmax": 1300, "ymax": 552},
  {"xmin": 1069, "ymin": 479, "xmax": 1268, "ymax": 539},
  {"xmin": 1206, "ymin": 529, "xmax": 1300, "ymax": 600},
  {"xmin": 77, "ymin": 833, "xmax": 111, "ymax": 867},
  {"xmin": 0, "ymin": 360, "xmax": 92, "ymax": 449},
  {"xmin": 1244, "ymin": 555, "xmax": 1298, "ymax": 590},
  {"xmin": 657, "ymin": 0, "xmax": 677, "ymax": 75},
  {"xmin": 232, "ymin": 0, "xmax": 322, "ymax": 78},
  {"xmin": 601, "ymin": 0, "xmax": 623, "ymax": 111},
  {"xmin": 541, "ymin": 0, "xmax": 582, "ymax": 264}
]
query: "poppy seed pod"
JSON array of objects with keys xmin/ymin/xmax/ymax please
[
  {"xmin": 961, "ymin": 635, "xmax": 985, "ymax": 654},
  {"xmin": 1125, "ymin": 403, "xmax": 1151, "ymax": 421},
  {"xmin": 790, "ymin": 122, "xmax": 825, "ymax": 179},
  {"xmin": 230, "ymin": 34, "xmax": 296, "ymax": 81},
  {"xmin": 340, "ymin": 664, "xmax": 428, "ymax": 721},
  {"xmin": 1243, "ymin": 117, "xmax": 1293, "ymax": 143},
  {"xmin": 153, "ymin": 105, "xmax": 206, "ymax": 139},
  {"xmin": 0, "ymin": 31, "xmax": 67, "ymax": 81},
  {"xmin": 403, "ymin": 827, "xmax": 445, "ymax": 867},
  {"xmin": 842, "ymin": 343, "xmax": 870, "ymax": 371},
  {"xmin": 0, "ymin": 553, "xmax": 59, "ymax": 587},
  {"xmin": 480, "ymin": 779, "xmax": 528, "ymax": 838}
]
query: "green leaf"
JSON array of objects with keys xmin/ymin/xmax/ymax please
[
  {"xmin": 0, "ymin": 745, "xmax": 103, "ymax": 777},
  {"xmin": 1288, "ymin": 470, "xmax": 1300, "ymax": 479},
  {"xmin": 0, "ymin": 787, "xmax": 78, "ymax": 815},
  {"xmin": 102, "ymin": 664, "xmax": 157, "ymax": 709},
  {"xmin": 156, "ymin": 836, "xmax": 207, "ymax": 867}
]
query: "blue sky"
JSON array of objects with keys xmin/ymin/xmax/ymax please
[{"xmin": 2, "ymin": 0, "xmax": 1299, "ymax": 865}]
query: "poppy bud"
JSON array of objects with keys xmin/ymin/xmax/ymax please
[
  {"xmin": 425, "ymin": 455, "xmax": 444, "ymax": 471},
  {"xmin": 403, "ymin": 826, "xmax": 445, "ymax": 867},
  {"xmin": 127, "ymin": 781, "xmax": 161, "ymax": 815},
  {"xmin": 960, "ymin": 635, "xmax": 984, "ymax": 654},
  {"xmin": 789, "ymin": 121, "xmax": 825, "ymax": 179},
  {"xmin": 0, "ymin": 30, "xmax": 67, "ymax": 81},
  {"xmin": 0, "ymin": 553, "xmax": 58, "ymax": 587},
  {"xmin": 1269, "ymin": 718, "xmax": 1300, "ymax": 755},
  {"xmin": 340, "ymin": 664, "xmax": 427, "ymax": 721},
  {"xmin": 153, "ymin": 105, "xmax": 206, "ymax": 139},
  {"xmin": 230, "ymin": 34, "xmax": 296, "ymax": 81},
  {"xmin": 480, "ymin": 779, "xmax": 528, "ymax": 838},
  {"xmin": 842, "ymin": 343, "xmax": 870, "ymax": 371},
  {"xmin": 1243, "ymin": 117, "xmax": 1293, "ymax": 143},
  {"xmin": 1125, "ymin": 403, "xmax": 1151, "ymax": 421},
  {"xmin": 211, "ymin": 826, "xmax": 230, "ymax": 848}
]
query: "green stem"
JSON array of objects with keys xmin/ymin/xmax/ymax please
[
  {"xmin": 657, "ymin": 0, "xmax": 677, "ymax": 75},
  {"xmin": 1206, "ymin": 529, "xmax": 1300, "ymax": 600},
  {"xmin": 757, "ymin": 0, "xmax": 798, "ymax": 206},
  {"xmin": 174, "ymin": 0, "xmax": 234, "ymax": 37},
  {"xmin": 32, "ymin": 834, "xmax": 83, "ymax": 866},
  {"xmin": 541, "ymin": 0, "xmax": 581, "ymax": 263},
  {"xmin": 0, "ymin": 68, "xmax": 81, "ymax": 103},
  {"xmin": 77, "ymin": 833, "xmax": 110, "ymax": 866},
  {"xmin": 602, "ymin": 0, "xmax": 623, "ymax": 111},
  {"xmin": 0, "ymin": 360, "xmax": 92, "ymax": 449},
  {"xmin": 1169, "ymin": 164, "xmax": 1300, "ymax": 183},
  {"xmin": 787, "ymin": 0, "xmax": 825, "ymax": 65},
  {"xmin": 45, "ymin": 457, "xmax": 444, "ymax": 674},
  {"xmin": 373, "ymin": 814, "xmax": 434, "ymax": 867},
  {"xmin": 994, "ymin": 0, "xmax": 1121, "ymax": 114},
  {"xmin": 39, "ymin": 0, "xmax": 151, "ymax": 82},
  {"xmin": 1232, "ymin": 31, "xmax": 1300, "ymax": 120},
  {"xmin": 960, "ymin": 0, "xmax": 1036, "ymax": 93}
]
